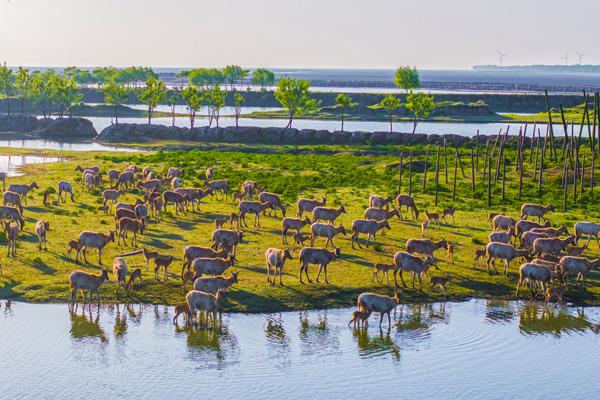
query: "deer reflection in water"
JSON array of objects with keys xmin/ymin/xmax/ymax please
[
  {"xmin": 68, "ymin": 304, "xmax": 108, "ymax": 343},
  {"xmin": 180, "ymin": 322, "xmax": 240, "ymax": 369},
  {"xmin": 353, "ymin": 327, "xmax": 401, "ymax": 361},
  {"xmin": 519, "ymin": 302, "xmax": 600, "ymax": 337},
  {"xmin": 299, "ymin": 310, "xmax": 340, "ymax": 354}
]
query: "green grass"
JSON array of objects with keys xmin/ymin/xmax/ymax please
[{"xmin": 1, "ymin": 142, "xmax": 600, "ymax": 313}]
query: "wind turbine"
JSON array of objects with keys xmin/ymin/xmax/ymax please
[
  {"xmin": 497, "ymin": 50, "xmax": 508, "ymax": 66},
  {"xmin": 575, "ymin": 51, "xmax": 586, "ymax": 65},
  {"xmin": 561, "ymin": 52, "xmax": 569, "ymax": 65}
]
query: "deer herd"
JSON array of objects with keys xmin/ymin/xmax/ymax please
[{"xmin": 1, "ymin": 161, "xmax": 599, "ymax": 329}]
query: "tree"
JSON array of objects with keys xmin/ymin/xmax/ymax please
[
  {"xmin": 405, "ymin": 91, "xmax": 435, "ymax": 134},
  {"xmin": 92, "ymin": 67, "xmax": 118, "ymax": 84},
  {"xmin": 373, "ymin": 94, "xmax": 401, "ymax": 133},
  {"xmin": 274, "ymin": 78, "xmax": 319, "ymax": 128},
  {"xmin": 30, "ymin": 71, "xmax": 54, "ymax": 118},
  {"xmin": 205, "ymin": 85, "xmax": 226, "ymax": 127},
  {"xmin": 223, "ymin": 65, "xmax": 249, "ymax": 90},
  {"xmin": 0, "ymin": 63, "xmax": 14, "ymax": 115},
  {"xmin": 14, "ymin": 67, "xmax": 32, "ymax": 114},
  {"xmin": 252, "ymin": 68, "xmax": 275, "ymax": 90},
  {"xmin": 335, "ymin": 93, "xmax": 357, "ymax": 131},
  {"xmin": 181, "ymin": 85, "xmax": 202, "ymax": 128},
  {"xmin": 233, "ymin": 91, "xmax": 244, "ymax": 128},
  {"xmin": 166, "ymin": 90, "xmax": 179, "ymax": 127},
  {"xmin": 102, "ymin": 79, "xmax": 130, "ymax": 124},
  {"xmin": 49, "ymin": 74, "xmax": 82, "ymax": 118},
  {"xmin": 138, "ymin": 76, "xmax": 167, "ymax": 124},
  {"xmin": 189, "ymin": 68, "xmax": 223, "ymax": 88},
  {"xmin": 394, "ymin": 66, "xmax": 420, "ymax": 90}
]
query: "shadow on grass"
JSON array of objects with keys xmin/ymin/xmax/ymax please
[{"xmin": 21, "ymin": 257, "xmax": 57, "ymax": 275}]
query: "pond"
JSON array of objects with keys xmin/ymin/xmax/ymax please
[
  {"xmin": 0, "ymin": 299, "xmax": 598, "ymax": 399},
  {"xmin": 0, "ymin": 139, "xmax": 139, "ymax": 152},
  {"xmin": 0, "ymin": 154, "xmax": 63, "ymax": 176}
]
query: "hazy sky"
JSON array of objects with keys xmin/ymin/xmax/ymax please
[{"xmin": 0, "ymin": 0, "xmax": 597, "ymax": 69}]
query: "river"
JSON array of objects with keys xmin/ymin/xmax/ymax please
[{"xmin": 0, "ymin": 300, "xmax": 598, "ymax": 399}]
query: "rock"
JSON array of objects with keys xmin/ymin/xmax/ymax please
[
  {"xmin": 34, "ymin": 118, "xmax": 97, "ymax": 138},
  {"xmin": 0, "ymin": 114, "xmax": 39, "ymax": 132}
]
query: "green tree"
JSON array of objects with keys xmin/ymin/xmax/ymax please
[
  {"xmin": 205, "ymin": 85, "xmax": 226, "ymax": 127},
  {"xmin": 14, "ymin": 67, "xmax": 32, "ymax": 114},
  {"xmin": 223, "ymin": 65, "xmax": 249, "ymax": 90},
  {"xmin": 233, "ymin": 91, "xmax": 244, "ymax": 128},
  {"xmin": 92, "ymin": 67, "xmax": 118, "ymax": 84},
  {"xmin": 166, "ymin": 90, "xmax": 179, "ymax": 127},
  {"xmin": 394, "ymin": 66, "xmax": 420, "ymax": 90},
  {"xmin": 0, "ymin": 63, "xmax": 14, "ymax": 115},
  {"xmin": 252, "ymin": 68, "xmax": 275, "ymax": 90},
  {"xmin": 102, "ymin": 79, "xmax": 130, "ymax": 124},
  {"xmin": 49, "ymin": 74, "xmax": 82, "ymax": 118},
  {"xmin": 30, "ymin": 71, "xmax": 54, "ymax": 118},
  {"xmin": 405, "ymin": 91, "xmax": 435, "ymax": 134},
  {"xmin": 274, "ymin": 78, "xmax": 319, "ymax": 128},
  {"xmin": 181, "ymin": 85, "xmax": 202, "ymax": 128},
  {"xmin": 335, "ymin": 93, "xmax": 357, "ymax": 131},
  {"xmin": 189, "ymin": 68, "xmax": 224, "ymax": 88},
  {"xmin": 373, "ymin": 94, "xmax": 401, "ymax": 132},
  {"xmin": 138, "ymin": 76, "xmax": 167, "ymax": 124}
]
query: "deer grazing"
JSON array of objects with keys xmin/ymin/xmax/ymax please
[
  {"xmin": 281, "ymin": 217, "xmax": 312, "ymax": 244},
  {"xmin": 258, "ymin": 192, "xmax": 286, "ymax": 217},
  {"xmin": 393, "ymin": 251, "xmax": 436, "ymax": 290},
  {"xmin": 312, "ymin": 205, "xmax": 346, "ymax": 224},
  {"xmin": 238, "ymin": 201, "xmax": 273, "ymax": 227},
  {"xmin": 35, "ymin": 220, "xmax": 49, "ymax": 251},
  {"xmin": 369, "ymin": 194, "xmax": 393, "ymax": 210},
  {"xmin": 348, "ymin": 309, "xmax": 372, "ymax": 328},
  {"xmin": 424, "ymin": 210, "xmax": 441, "ymax": 226},
  {"xmin": 7, "ymin": 182, "xmax": 38, "ymax": 204},
  {"xmin": 429, "ymin": 275, "xmax": 451, "ymax": 296},
  {"xmin": 311, "ymin": 222, "xmax": 347, "ymax": 248},
  {"xmin": 396, "ymin": 194, "xmax": 419, "ymax": 219},
  {"xmin": 485, "ymin": 242, "xmax": 529, "ymax": 275},
  {"xmin": 3, "ymin": 191, "xmax": 23, "ymax": 214},
  {"xmin": 4, "ymin": 221, "xmax": 19, "ymax": 257},
  {"xmin": 297, "ymin": 196, "xmax": 326, "ymax": 218},
  {"xmin": 126, "ymin": 268, "xmax": 143, "ymax": 291},
  {"xmin": 441, "ymin": 207, "xmax": 456, "ymax": 223},
  {"xmin": 371, "ymin": 263, "xmax": 396, "ymax": 285},
  {"xmin": 357, "ymin": 291, "xmax": 400, "ymax": 328}
]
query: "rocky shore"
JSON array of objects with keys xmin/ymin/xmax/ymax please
[{"xmin": 0, "ymin": 115, "xmax": 97, "ymax": 139}]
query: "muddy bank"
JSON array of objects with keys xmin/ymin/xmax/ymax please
[
  {"xmin": 96, "ymin": 122, "xmax": 531, "ymax": 147},
  {"xmin": 0, "ymin": 115, "xmax": 97, "ymax": 139}
]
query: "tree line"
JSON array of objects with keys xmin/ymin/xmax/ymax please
[{"xmin": 0, "ymin": 63, "xmax": 433, "ymax": 132}]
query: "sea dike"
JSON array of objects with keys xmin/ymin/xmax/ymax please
[{"xmin": 95, "ymin": 123, "xmax": 509, "ymax": 146}]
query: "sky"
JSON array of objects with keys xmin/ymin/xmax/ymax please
[{"xmin": 0, "ymin": 0, "xmax": 598, "ymax": 70}]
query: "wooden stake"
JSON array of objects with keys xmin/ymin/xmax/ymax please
[
  {"xmin": 471, "ymin": 149, "xmax": 475, "ymax": 193},
  {"xmin": 581, "ymin": 154, "xmax": 586, "ymax": 196},
  {"xmin": 487, "ymin": 153, "xmax": 492, "ymax": 208},
  {"xmin": 518, "ymin": 146, "xmax": 524, "ymax": 200},
  {"xmin": 539, "ymin": 135, "xmax": 545, "ymax": 198},
  {"xmin": 475, "ymin": 130, "xmax": 479, "ymax": 171},
  {"xmin": 501, "ymin": 152, "xmax": 507, "ymax": 202},
  {"xmin": 435, "ymin": 144, "xmax": 440, "ymax": 206},
  {"xmin": 398, "ymin": 151, "xmax": 403, "ymax": 194},
  {"xmin": 422, "ymin": 145, "xmax": 429, "ymax": 193},
  {"xmin": 529, "ymin": 122, "xmax": 537, "ymax": 162},
  {"xmin": 452, "ymin": 151, "xmax": 458, "ymax": 202},
  {"xmin": 408, "ymin": 151, "xmax": 413, "ymax": 196},
  {"xmin": 544, "ymin": 89, "xmax": 558, "ymax": 161},
  {"xmin": 563, "ymin": 153, "xmax": 569, "ymax": 211},
  {"xmin": 443, "ymin": 138, "xmax": 448, "ymax": 184}
]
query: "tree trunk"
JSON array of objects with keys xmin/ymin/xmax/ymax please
[
  {"xmin": 115, "ymin": 104, "xmax": 119, "ymax": 125},
  {"xmin": 389, "ymin": 113, "xmax": 393, "ymax": 133},
  {"xmin": 148, "ymin": 106, "xmax": 152, "ymax": 124},
  {"xmin": 412, "ymin": 118, "xmax": 418, "ymax": 134}
]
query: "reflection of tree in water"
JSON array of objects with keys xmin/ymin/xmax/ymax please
[
  {"xmin": 69, "ymin": 306, "xmax": 108, "ymax": 343},
  {"xmin": 298, "ymin": 310, "xmax": 340, "ymax": 355},
  {"xmin": 485, "ymin": 300, "xmax": 516, "ymax": 324},
  {"xmin": 519, "ymin": 303, "xmax": 600, "ymax": 337},
  {"xmin": 183, "ymin": 324, "xmax": 240, "ymax": 369},
  {"xmin": 353, "ymin": 328, "xmax": 400, "ymax": 361},
  {"xmin": 113, "ymin": 304, "xmax": 128, "ymax": 338}
]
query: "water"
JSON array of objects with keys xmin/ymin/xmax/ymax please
[
  {"xmin": 0, "ymin": 154, "xmax": 63, "ymax": 176},
  {"xmin": 0, "ymin": 299, "xmax": 598, "ymax": 399},
  {"xmin": 0, "ymin": 139, "xmax": 139, "ymax": 152},
  {"xmin": 87, "ymin": 115, "xmax": 570, "ymax": 138}
]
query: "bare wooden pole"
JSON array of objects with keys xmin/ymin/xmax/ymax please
[
  {"xmin": 573, "ymin": 149, "xmax": 579, "ymax": 204},
  {"xmin": 487, "ymin": 153, "xmax": 492, "ymax": 208},
  {"xmin": 475, "ymin": 130, "xmax": 480, "ymax": 171},
  {"xmin": 539, "ymin": 135, "xmax": 545, "ymax": 198},
  {"xmin": 408, "ymin": 151, "xmax": 413, "ymax": 196},
  {"xmin": 518, "ymin": 145, "xmax": 524, "ymax": 200},
  {"xmin": 544, "ymin": 89, "xmax": 558, "ymax": 161},
  {"xmin": 533, "ymin": 128, "xmax": 541, "ymax": 181},
  {"xmin": 577, "ymin": 94, "xmax": 590, "ymax": 151},
  {"xmin": 494, "ymin": 126, "xmax": 509, "ymax": 185},
  {"xmin": 560, "ymin": 105, "xmax": 569, "ymax": 160},
  {"xmin": 482, "ymin": 139, "xmax": 490, "ymax": 180},
  {"xmin": 592, "ymin": 154, "xmax": 595, "ymax": 196},
  {"xmin": 529, "ymin": 122, "xmax": 537, "ymax": 162},
  {"xmin": 398, "ymin": 151, "xmax": 403, "ymax": 194},
  {"xmin": 581, "ymin": 154, "xmax": 586, "ymax": 196},
  {"xmin": 563, "ymin": 153, "xmax": 569, "ymax": 211},
  {"xmin": 471, "ymin": 149, "xmax": 476, "ymax": 193},
  {"xmin": 443, "ymin": 137, "xmax": 448, "ymax": 184},
  {"xmin": 435, "ymin": 144, "xmax": 441, "ymax": 206},
  {"xmin": 422, "ymin": 145, "xmax": 429, "ymax": 193},
  {"xmin": 501, "ymin": 152, "xmax": 507, "ymax": 202},
  {"xmin": 452, "ymin": 151, "xmax": 458, "ymax": 202}
]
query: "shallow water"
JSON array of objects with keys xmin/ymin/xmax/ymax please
[
  {"xmin": 0, "ymin": 138, "xmax": 138, "ymax": 152},
  {"xmin": 0, "ymin": 154, "xmax": 63, "ymax": 176},
  {"xmin": 0, "ymin": 299, "xmax": 598, "ymax": 399}
]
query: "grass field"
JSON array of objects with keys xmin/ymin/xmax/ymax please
[{"xmin": 0, "ymin": 141, "xmax": 600, "ymax": 313}]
